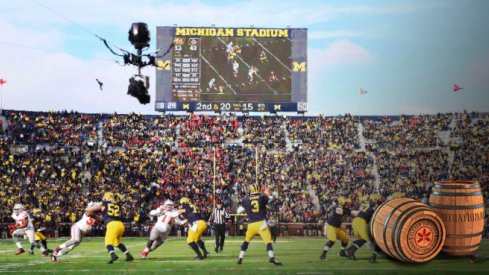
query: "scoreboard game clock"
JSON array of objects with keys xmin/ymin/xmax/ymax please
[{"xmin": 155, "ymin": 26, "xmax": 307, "ymax": 112}]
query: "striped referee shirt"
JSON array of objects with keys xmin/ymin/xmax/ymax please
[{"xmin": 208, "ymin": 208, "xmax": 230, "ymax": 225}]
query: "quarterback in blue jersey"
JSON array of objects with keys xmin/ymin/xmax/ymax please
[{"xmin": 237, "ymin": 184, "xmax": 281, "ymax": 265}]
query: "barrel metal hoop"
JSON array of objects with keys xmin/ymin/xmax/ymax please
[
  {"xmin": 446, "ymin": 231, "xmax": 484, "ymax": 238},
  {"xmin": 431, "ymin": 191, "xmax": 482, "ymax": 196},
  {"xmin": 382, "ymin": 201, "xmax": 417, "ymax": 260},
  {"xmin": 394, "ymin": 207, "xmax": 436, "ymax": 262},
  {"xmin": 443, "ymin": 243, "xmax": 480, "ymax": 250},
  {"xmin": 433, "ymin": 184, "xmax": 480, "ymax": 189},
  {"xmin": 428, "ymin": 203, "xmax": 485, "ymax": 209}
]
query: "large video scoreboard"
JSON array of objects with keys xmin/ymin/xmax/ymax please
[{"xmin": 155, "ymin": 26, "xmax": 307, "ymax": 112}]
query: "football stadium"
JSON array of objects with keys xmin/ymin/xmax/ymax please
[{"xmin": 0, "ymin": 1, "xmax": 488, "ymax": 274}]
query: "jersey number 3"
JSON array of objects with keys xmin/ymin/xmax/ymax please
[{"xmin": 251, "ymin": 200, "xmax": 260, "ymax": 213}]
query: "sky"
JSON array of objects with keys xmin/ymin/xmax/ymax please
[{"xmin": 0, "ymin": 0, "xmax": 488, "ymax": 116}]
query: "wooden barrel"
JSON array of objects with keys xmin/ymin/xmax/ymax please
[
  {"xmin": 429, "ymin": 181, "xmax": 485, "ymax": 256},
  {"xmin": 370, "ymin": 198, "xmax": 446, "ymax": 263}
]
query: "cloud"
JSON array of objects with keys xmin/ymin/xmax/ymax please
[
  {"xmin": 309, "ymin": 39, "xmax": 374, "ymax": 70},
  {"xmin": 0, "ymin": 1, "xmax": 414, "ymax": 115},
  {"xmin": 309, "ymin": 30, "xmax": 365, "ymax": 40},
  {"xmin": 1, "ymin": 1, "xmax": 424, "ymax": 32},
  {"xmin": 0, "ymin": 2, "xmax": 160, "ymax": 114},
  {"xmin": 305, "ymin": 40, "xmax": 374, "ymax": 115},
  {"xmin": 0, "ymin": 40, "xmax": 157, "ymax": 114}
]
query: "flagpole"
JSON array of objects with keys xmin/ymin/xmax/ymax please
[
  {"xmin": 357, "ymin": 90, "xmax": 360, "ymax": 117},
  {"xmin": 213, "ymin": 146, "xmax": 216, "ymax": 209},
  {"xmin": 358, "ymin": 90, "xmax": 362, "ymax": 117},
  {"xmin": 100, "ymin": 90, "xmax": 103, "ymax": 115},
  {"xmin": 255, "ymin": 144, "xmax": 259, "ymax": 186},
  {"xmin": 0, "ymin": 84, "xmax": 3, "ymax": 112}
]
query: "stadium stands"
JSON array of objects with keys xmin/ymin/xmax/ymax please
[{"xmin": 0, "ymin": 110, "xmax": 488, "ymax": 237}]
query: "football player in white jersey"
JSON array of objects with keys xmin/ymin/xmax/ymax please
[
  {"xmin": 208, "ymin": 78, "xmax": 216, "ymax": 92},
  {"xmin": 248, "ymin": 66, "xmax": 257, "ymax": 83},
  {"xmin": 232, "ymin": 60, "xmax": 239, "ymax": 77},
  {"xmin": 51, "ymin": 202, "xmax": 102, "ymax": 263},
  {"xmin": 11, "ymin": 204, "xmax": 43, "ymax": 255},
  {"xmin": 140, "ymin": 200, "xmax": 187, "ymax": 259}
]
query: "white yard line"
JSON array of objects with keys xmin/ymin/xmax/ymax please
[{"xmin": 251, "ymin": 37, "xmax": 291, "ymax": 73}]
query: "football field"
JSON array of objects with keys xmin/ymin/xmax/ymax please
[{"xmin": 0, "ymin": 237, "xmax": 488, "ymax": 274}]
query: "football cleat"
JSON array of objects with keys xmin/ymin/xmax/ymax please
[
  {"xmin": 42, "ymin": 251, "xmax": 49, "ymax": 257},
  {"xmin": 125, "ymin": 253, "xmax": 134, "ymax": 262},
  {"xmin": 269, "ymin": 257, "xmax": 282, "ymax": 265},
  {"xmin": 15, "ymin": 248, "xmax": 25, "ymax": 255},
  {"xmin": 470, "ymin": 255, "xmax": 477, "ymax": 264},
  {"xmin": 28, "ymin": 250, "xmax": 34, "ymax": 256},
  {"xmin": 339, "ymin": 250, "xmax": 347, "ymax": 258},
  {"xmin": 108, "ymin": 253, "xmax": 119, "ymax": 264},
  {"xmin": 140, "ymin": 250, "xmax": 148, "ymax": 259},
  {"xmin": 51, "ymin": 254, "xmax": 58, "ymax": 263},
  {"xmin": 195, "ymin": 255, "xmax": 204, "ymax": 260},
  {"xmin": 369, "ymin": 254, "xmax": 377, "ymax": 264},
  {"xmin": 345, "ymin": 246, "xmax": 358, "ymax": 261},
  {"xmin": 319, "ymin": 251, "xmax": 327, "ymax": 261},
  {"xmin": 203, "ymin": 251, "xmax": 210, "ymax": 258},
  {"xmin": 237, "ymin": 258, "xmax": 243, "ymax": 264}
]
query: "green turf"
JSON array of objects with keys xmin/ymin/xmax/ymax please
[{"xmin": 0, "ymin": 237, "xmax": 488, "ymax": 274}]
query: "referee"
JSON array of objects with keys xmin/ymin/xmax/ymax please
[{"xmin": 208, "ymin": 202, "xmax": 230, "ymax": 253}]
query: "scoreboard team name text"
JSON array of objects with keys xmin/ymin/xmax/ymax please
[{"xmin": 175, "ymin": 27, "xmax": 289, "ymax": 38}]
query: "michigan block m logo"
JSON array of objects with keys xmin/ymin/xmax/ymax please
[
  {"xmin": 292, "ymin": 62, "xmax": 306, "ymax": 72},
  {"xmin": 156, "ymin": 60, "xmax": 171, "ymax": 71}
]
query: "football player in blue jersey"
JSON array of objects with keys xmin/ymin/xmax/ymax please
[
  {"xmin": 178, "ymin": 197, "xmax": 210, "ymax": 260},
  {"xmin": 236, "ymin": 184, "xmax": 281, "ymax": 265}
]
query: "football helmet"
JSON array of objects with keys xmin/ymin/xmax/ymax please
[
  {"xmin": 249, "ymin": 184, "xmax": 260, "ymax": 194},
  {"xmin": 13, "ymin": 204, "xmax": 23, "ymax": 215},
  {"xmin": 179, "ymin": 197, "xmax": 191, "ymax": 205},
  {"xmin": 103, "ymin": 192, "xmax": 115, "ymax": 202},
  {"xmin": 87, "ymin": 201, "xmax": 100, "ymax": 207},
  {"xmin": 163, "ymin": 200, "xmax": 174, "ymax": 210}
]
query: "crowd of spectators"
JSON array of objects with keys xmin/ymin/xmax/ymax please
[
  {"xmin": 376, "ymin": 149, "xmax": 449, "ymax": 199},
  {"xmin": 288, "ymin": 114, "xmax": 360, "ymax": 151},
  {"xmin": 241, "ymin": 116, "xmax": 285, "ymax": 148},
  {"xmin": 362, "ymin": 113, "xmax": 451, "ymax": 151},
  {"xmin": 103, "ymin": 113, "xmax": 177, "ymax": 150},
  {"xmin": 449, "ymin": 113, "xmax": 489, "ymax": 189},
  {"xmin": 0, "ymin": 110, "xmax": 488, "ymax": 237},
  {"xmin": 178, "ymin": 114, "xmax": 240, "ymax": 147},
  {"xmin": 4, "ymin": 111, "xmax": 99, "ymax": 147}
]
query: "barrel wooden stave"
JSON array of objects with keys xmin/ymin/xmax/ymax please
[{"xmin": 429, "ymin": 181, "xmax": 485, "ymax": 256}]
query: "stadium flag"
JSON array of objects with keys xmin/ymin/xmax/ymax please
[
  {"xmin": 96, "ymin": 79, "xmax": 103, "ymax": 91},
  {"xmin": 453, "ymin": 84, "xmax": 463, "ymax": 92},
  {"xmin": 0, "ymin": 78, "xmax": 6, "ymax": 85},
  {"xmin": 359, "ymin": 87, "xmax": 367, "ymax": 95}
]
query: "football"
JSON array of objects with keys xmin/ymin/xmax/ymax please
[
  {"xmin": 86, "ymin": 208, "xmax": 102, "ymax": 219},
  {"xmin": 15, "ymin": 219, "xmax": 28, "ymax": 228}
]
